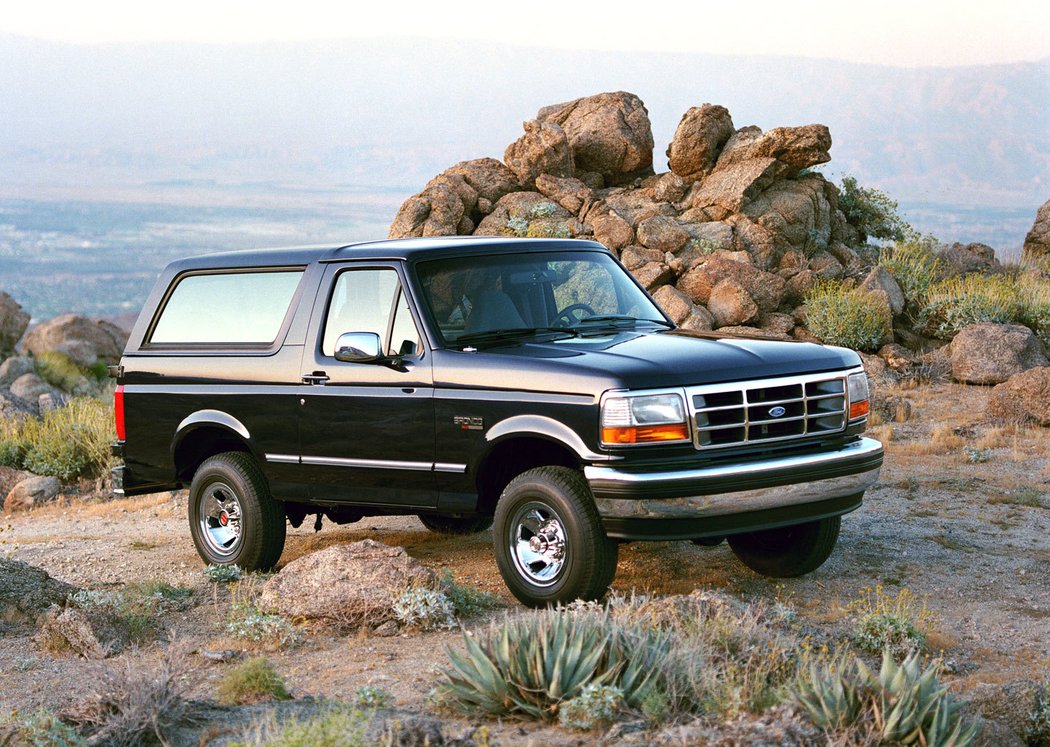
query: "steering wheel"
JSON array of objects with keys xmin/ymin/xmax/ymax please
[{"xmin": 553, "ymin": 303, "xmax": 596, "ymax": 328}]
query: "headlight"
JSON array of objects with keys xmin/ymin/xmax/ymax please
[
  {"xmin": 847, "ymin": 372, "xmax": 870, "ymax": 420},
  {"xmin": 601, "ymin": 392, "xmax": 690, "ymax": 445}
]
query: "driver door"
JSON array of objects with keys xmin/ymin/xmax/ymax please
[{"xmin": 298, "ymin": 262, "xmax": 437, "ymax": 508}]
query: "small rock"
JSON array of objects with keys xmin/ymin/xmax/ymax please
[
  {"xmin": 373, "ymin": 620, "xmax": 400, "ymax": 637},
  {"xmin": 636, "ymin": 215, "xmax": 689, "ymax": 253},
  {"xmin": 862, "ymin": 266, "xmax": 906, "ymax": 316},
  {"xmin": 4, "ymin": 475, "xmax": 63, "ymax": 513},
  {"xmin": 591, "ymin": 212, "xmax": 634, "ymax": 250},
  {"xmin": 0, "ymin": 292, "xmax": 31, "ymax": 354},
  {"xmin": 708, "ymin": 279, "xmax": 758, "ymax": 327},
  {"xmin": 10, "ymin": 373, "xmax": 51, "ymax": 401},
  {"xmin": 0, "ymin": 558, "xmax": 78, "ymax": 626},
  {"xmin": 987, "ymin": 366, "xmax": 1050, "ymax": 425},
  {"xmin": 0, "ymin": 356, "xmax": 34, "ymax": 386},
  {"xmin": 36, "ymin": 606, "xmax": 129, "ymax": 658}
]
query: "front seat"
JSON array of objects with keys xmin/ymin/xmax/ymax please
[{"xmin": 465, "ymin": 291, "xmax": 526, "ymax": 334}]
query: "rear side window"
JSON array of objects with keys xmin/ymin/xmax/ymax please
[{"xmin": 150, "ymin": 270, "xmax": 303, "ymax": 344}]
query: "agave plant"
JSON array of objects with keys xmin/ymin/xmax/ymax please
[
  {"xmin": 859, "ymin": 650, "xmax": 980, "ymax": 747},
  {"xmin": 790, "ymin": 655, "xmax": 861, "ymax": 730}
]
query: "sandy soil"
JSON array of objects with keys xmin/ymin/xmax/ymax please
[{"xmin": 1, "ymin": 382, "xmax": 1048, "ymax": 744}]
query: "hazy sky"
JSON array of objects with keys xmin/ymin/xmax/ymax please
[{"xmin": 3, "ymin": 0, "xmax": 1048, "ymax": 67}]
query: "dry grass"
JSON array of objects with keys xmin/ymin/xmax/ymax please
[
  {"xmin": 869, "ymin": 425, "xmax": 894, "ymax": 444},
  {"xmin": 892, "ymin": 424, "xmax": 964, "ymax": 456},
  {"xmin": 976, "ymin": 427, "xmax": 1009, "ymax": 449}
]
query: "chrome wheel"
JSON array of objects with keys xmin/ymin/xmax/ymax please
[
  {"xmin": 508, "ymin": 502, "xmax": 568, "ymax": 587},
  {"xmin": 198, "ymin": 481, "xmax": 243, "ymax": 557}
]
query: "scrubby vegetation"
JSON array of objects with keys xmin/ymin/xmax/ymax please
[
  {"xmin": 804, "ymin": 282, "xmax": 892, "ymax": 351},
  {"xmin": 226, "ymin": 602, "xmax": 303, "ymax": 651},
  {"xmin": 838, "ymin": 175, "xmax": 915, "ymax": 244},
  {"xmin": 878, "ymin": 237, "xmax": 945, "ymax": 309},
  {"xmin": 33, "ymin": 352, "xmax": 107, "ymax": 395},
  {"xmin": 230, "ymin": 707, "xmax": 371, "ymax": 747},
  {"xmin": 0, "ymin": 397, "xmax": 113, "ymax": 481},
  {"xmin": 218, "ymin": 657, "xmax": 292, "ymax": 705},
  {"xmin": 847, "ymin": 585, "xmax": 936, "ymax": 657},
  {"xmin": 64, "ymin": 580, "xmax": 193, "ymax": 643},
  {"xmin": 921, "ymin": 270, "xmax": 1050, "ymax": 345},
  {"xmin": 393, "ymin": 587, "xmax": 456, "ymax": 630}
]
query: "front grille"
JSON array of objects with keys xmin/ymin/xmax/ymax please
[{"xmin": 687, "ymin": 372, "xmax": 848, "ymax": 449}]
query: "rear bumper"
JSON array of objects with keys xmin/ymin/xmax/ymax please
[{"xmin": 585, "ymin": 437, "xmax": 883, "ymax": 540}]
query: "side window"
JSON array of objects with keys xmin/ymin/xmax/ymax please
[
  {"xmin": 150, "ymin": 269, "xmax": 303, "ymax": 344},
  {"xmin": 321, "ymin": 268, "xmax": 421, "ymax": 357}
]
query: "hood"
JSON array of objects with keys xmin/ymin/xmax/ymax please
[{"xmin": 433, "ymin": 329, "xmax": 861, "ymax": 395}]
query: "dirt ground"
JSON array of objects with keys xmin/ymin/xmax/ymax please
[{"xmin": 1, "ymin": 382, "xmax": 1048, "ymax": 744}]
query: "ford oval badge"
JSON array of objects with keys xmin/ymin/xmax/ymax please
[{"xmin": 768, "ymin": 406, "xmax": 787, "ymax": 418}]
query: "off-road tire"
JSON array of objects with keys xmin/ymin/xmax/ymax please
[
  {"xmin": 493, "ymin": 466, "xmax": 618, "ymax": 607},
  {"xmin": 418, "ymin": 514, "xmax": 494, "ymax": 535},
  {"xmin": 188, "ymin": 451, "xmax": 286, "ymax": 572},
  {"xmin": 727, "ymin": 515, "xmax": 840, "ymax": 578}
]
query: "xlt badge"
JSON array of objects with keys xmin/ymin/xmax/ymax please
[{"xmin": 453, "ymin": 415, "xmax": 484, "ymax": 431}]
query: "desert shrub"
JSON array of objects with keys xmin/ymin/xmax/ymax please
[
  {"xmin": 558, "ymin": 684, "xmax": 625, "ymax": 731},
  {"xmin": 217, "ymin": 657, "xmax": 291, "ymax": 705},
  {"xmin": 63, "ymin": 649, "xmax": 197, "ymax": 747},
  {"xmin": 351, "ymin": 686, "xmax": 392, "ymax": 710},
  {"xmin": 804, "ymin": 282, "xmax": 892, "ymax": 352},
  {"xmin": 920, "ymin": 271, "xmax": 1050, "ymax": 346},
  {"xmin": 231, "ymin": 707, "xmax": 370, "ymax": 747},
  {"xmin": 1030, "ymin": 682, "xmax": 1050, "ymax": 746},
  {"xmin": 68, "ymin": 581, "xmax": 192, "ymax": 642},
  {"xmin": 0, "ymin": 398, "xmax": 113, "ymax": 481},
  {"xmin": 0, "ymin": 708, "xmax": 86, "ymax": 746},
  {"xmin": 791, "ymin": 650, "xmax": 979, "ymax": 746},
  {"xmin": 838, "ymin": 175, "xmax": 914, "ymax": 244},
  {"xmin": 227, "ymin": 603, "xmax": 302, "ymax": 650},
  {"xmin": 438, "ymin": 570, "xmax": 499, "ymax": 618},
  {"xmin": 33, "ymin": 351, "xmax": 92, "ymax": 393},
  {"xmin": 204, "ymin": 564, "xmax": 243, "ymax": 583},
  {"xmin": 392, "ymin": 587, "xmax": 456, "ymax": 630},
  {"xmin": 847, "ymin": 585, "xmax": 935, "ymax": 657},
  {"xmin": 879, "ymin": 237, "xmax": 945, "ymax": 306}
]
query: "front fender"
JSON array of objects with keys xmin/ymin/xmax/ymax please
[{"xmin": 482, "ymin": 414, "xmax": 618, "ymax": 463}]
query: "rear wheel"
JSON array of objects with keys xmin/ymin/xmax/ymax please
[
  {"xmin": 493, "ymin": 466, "xmax": 618, "ymax": 607},
  {"xmin": 188, "ymin": 451, "xmax": 286, "ymax": 572},
  {"xmin": 727, "ymin": 516, "xmax": 840, "ymax": 578},
  {"xmin": 418, "ymin": 513, "xmax": 493, "ymax": 535}
]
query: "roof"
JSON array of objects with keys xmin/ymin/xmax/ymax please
[{"xmin": 162, "ymin": 236, "xmax": 610, "ymax": 272}]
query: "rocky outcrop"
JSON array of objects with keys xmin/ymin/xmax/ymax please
[
  {"xmin": 536, "ymin": 91, "xmax": 654, "ymax": 184},
  {"xmin": 0, "ymin": 558, "xmax": 77, "ymax": 626},
  {"xmin": 20, "ymin": 314, "xmax": 127, "ymax": 367},
  {"xmin": 4, "ymin": 475, "xmax": 63, "ymax": 513},
  {"xmin": 939, "ymin": 242, "xmax": 998, "ymax": 275},
  {"xmin": 257, "ymin": 540, "xmax": 435, "ymax": 626},
  {"xmin": 1022, "ymin": 199, "xmax": 1050, "ymax": 264},
  {"xmin": 504, "ymin": 120, "xmax": 574, "ymax": 189},
  {"xmin": 949, "ymin": 323, "xmax": 1048, "ymax": 385},
  {"xmin": 0, "ymin": 292, "xmax": 30, "ymax": 354},
  {"xmin": 667, "ymin": 104, "xmax": 735, "ymax": 181},
  {"xmin": 987, "ymin": 366, "xmax": 1050, "ymax": 425}
]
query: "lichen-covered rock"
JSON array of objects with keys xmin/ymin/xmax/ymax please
[
  {"xmin": 444, "ymin": 158, "xmax": 521, "ymax": 208},
  {"xmin": 19, "ymin": 314, "xmax": 128, "ymax": 367},
  {"xmin": 0, "ymin": 292, "xmax": 30, "ymax": 354},
  {"xmin": 636, "ymin": 216, "xmax": 688, "ymax": 253},
  {"xmin": 601, "ymin": 191, "xmax": 675, "ymax": 227},
  {"xmin": 257, "ymin": 540, "xmax": 435, "ymax": 625},
  {"xmin": 666, "ymin": 103, "xmax": 735, "ymax": 181},
  {"xmin": 0, "ymin": 558, "xmax": 77, "ymax": 626},
  {"xmin": 949, "ymin": 323, "xmax": 1048, "ymax": 385},
  {"xmin": 503, "ymin": 119, "xmax": 574, "ymax": 189},
  {"xmin": 534, "ymin": 174, "xmax": 593, "ymax": 215},
  {"xmin": 987, "ymin": 366, "xmax": 1050, "ymax": 425},
  {"xmin": 878, "ymin": 343, "xmax": 918, "ymax": 372},
  {"xmin": 4, "ymin": 475, "xmax": 63, "ymax": 513},
  {"xmin": 1021, "ymin": 198, "xmax": 1050, "ymax": 264},
  {"xmin": 474, "ymin": 192, "xmax": 578, "ymax": 237},
  {"xmin": 537, "ymin": 91, "xmax": 655, "ymax": 184},
  {"xmin": 708, "ymin": 279, "xmax": 758, "ymax": 327}
]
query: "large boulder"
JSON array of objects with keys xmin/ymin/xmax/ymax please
[
  {"xmin": 536, "ymin": 91, "xmax": 655, "ymax": 184},
  {"xmin": 474, "ymin": 192, "xmax": 579, "ymax": 238},
  {"xmin": 708, "ymin": 279, "xmax": 758, "ymax": 327},
  {"xmin": 10, "ymin": 373, "xmax": 54, "ymax": 402},
  {"xmin": 987, "ymin": 366, "xmax": 1050, "ymax": 425},
  {"xmin": 388, "ymin": 181, "xmax": 467, "ymax": 238},
  {"xmin": 443, "ymin": 158, "xmax": 521, "ymax": 209},
  {"xmin": 861, "ymin": 267, "xmax": 906, "ymax": 317},
  {"xmin": 0, "ymin": 292, "xmax": 30, "ymax": 354},
  {"xmin": 715, "ymin": 124, "xmax": 832, "ymax": 175},
  {"xmin": 938, "ymin": 242, "xmax": 998, "ymax": 275},
  {"xmin": 741, "ymin": 175, "xmax": 833, "ymax": 261},
  {"xmin": 0, "ymin": 389, "xmax": 37, "ymax": 420},
  {"xmin": 590, "ymin": 212, "xmax": 634, "ymax": 250},
  {"xmin": 690, "ymin": 157, "xmax": 780, "ymax": 215},
  {"xmin": 676, "ymin": 254, "xmax": 786, "ymax": 312},
  {"xmin": 20, "ymin": 314, "xmax": 127, "ymax": 367},
  {"xmin": 257, "ymin": 540, "xmax": 435, "ymax": 625},
  {"xmin": 1022, "ymin": 198, "xmax": 1050, "ymax": 264},
  {"xmin": 503, "ymin": 119, "xmax": 574, "ymax": 189},
  {"xmin": 534, "ymin": 174, "xmax": 593, "ymax": 215},
  {"xmin": 4, "ymin": 476, "xmax": 63, "ymax": 513},
  {"xmin": 666, "ymin": 104, "xmax": 735, "ymax": 181},
  {"xmin": 0, "ymin": 558, "xmax": 77, "ymax": 626},
  {"xmin": 949, "ymin": 323, "xmax": 1048, "ymax": 385},
  {"xmin": 636, "ymin": 216, "xmax": 689, "ymax": 253}
]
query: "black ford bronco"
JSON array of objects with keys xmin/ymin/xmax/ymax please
[{"xmin": 112, "ymin": 237, "xmax": 882, "ymax": 606}]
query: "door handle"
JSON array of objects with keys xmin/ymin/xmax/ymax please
[{"xmin": 302, "ymin": 372, "xmax": 330, "ymax": 385}]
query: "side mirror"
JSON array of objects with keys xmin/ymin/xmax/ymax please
[{"xmin": 334, "ymin": 332, "xmax": 382, "ymax": 363}]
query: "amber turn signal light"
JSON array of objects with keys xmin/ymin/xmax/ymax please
[
  {"xmin": 849, "ymin": 400, "xmax": 869, "ymax": 419},
  {"xmin": 601, "ymin": 423, "xmax": 691, "ymax": 444}
]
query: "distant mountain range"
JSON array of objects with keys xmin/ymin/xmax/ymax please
[{"xmin": 1, "ymin": 35, "xmax": 1047, "ymax": 252}]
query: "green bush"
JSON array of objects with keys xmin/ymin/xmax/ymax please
[
  {"xmin": 920, "ymin": 271, "xmax": 1050, "ymax": 346},
  {"xmin": 791, "ymin": 650, "xmax": 979, "ymax": 746},
  {"xmin": 231, "ymin": 707, "xmax": 369, "ymax": 747},
  {"xmin": 33, "ymin": 352, "xmax": 90, "ymax": 393},
  {"xmin": 847, "ymin": 586, "xmax": 934, "ymax": 657},
  {"xmin": 439, "ymin": 570, "xmax": 499, "ymax": 618},
  {"xmin": 351, "ymin": 686, "xmax": 392, "ymax": 710},
  {"xmin": 558, "ymin": 684, "xmax": 625, "ymax": 731},
  {"xmin": 217, "ymin": 657, "xmax": 291, "ymax": 705},
  {"xmin": 0, "ymin": 709, "xmax": 86, "ymax": 747},
  {"xmin": 838, "ymin": 176, "xmax": 914, "ymax": 244},
  {"xmin": 804, "ymin": 282, "xmax": 892, "ymax": 352},
  {"xmin": 879, "ymin": 237, "xmax": 945, "ymax": 307},
  {"xmin": 0, "ymin": 398, "xmax": 113, "ymax": 481},
  {"xmin": 226, "ymin": 603, "xmax": 302, "ymax": 650}
]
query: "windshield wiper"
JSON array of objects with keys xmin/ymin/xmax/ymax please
[
  {"xmin": 574, "ymin": 315, "xmax": 675, "ymax": 331},
  {"xmin": 455, "ymin": 327, "xmax": 578, "ymax": 349}
]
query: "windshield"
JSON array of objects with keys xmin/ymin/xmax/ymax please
[{"xmin": 416, "ymin": 250, "xmax": 671, "ymax": 347}]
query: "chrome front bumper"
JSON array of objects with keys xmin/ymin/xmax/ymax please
[{"xmin": 585, "ymin": 437, "xmax": 883, "ymax": 521}]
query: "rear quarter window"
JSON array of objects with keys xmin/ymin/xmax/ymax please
[{"xmin": 149, "ymin": 269, "xmax": 304, "ymax": 344}]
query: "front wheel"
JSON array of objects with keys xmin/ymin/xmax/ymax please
[
  {"xmin": 727, "ymin": 516, "xmax": 840, "ymax": 578},
  {"xmin": 188, "ymin": 451, "xmax": 286, "ymax": 572},
  {"xmin": 493, "ymin": 466, "xmax": 618, "ymax": 607}
]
